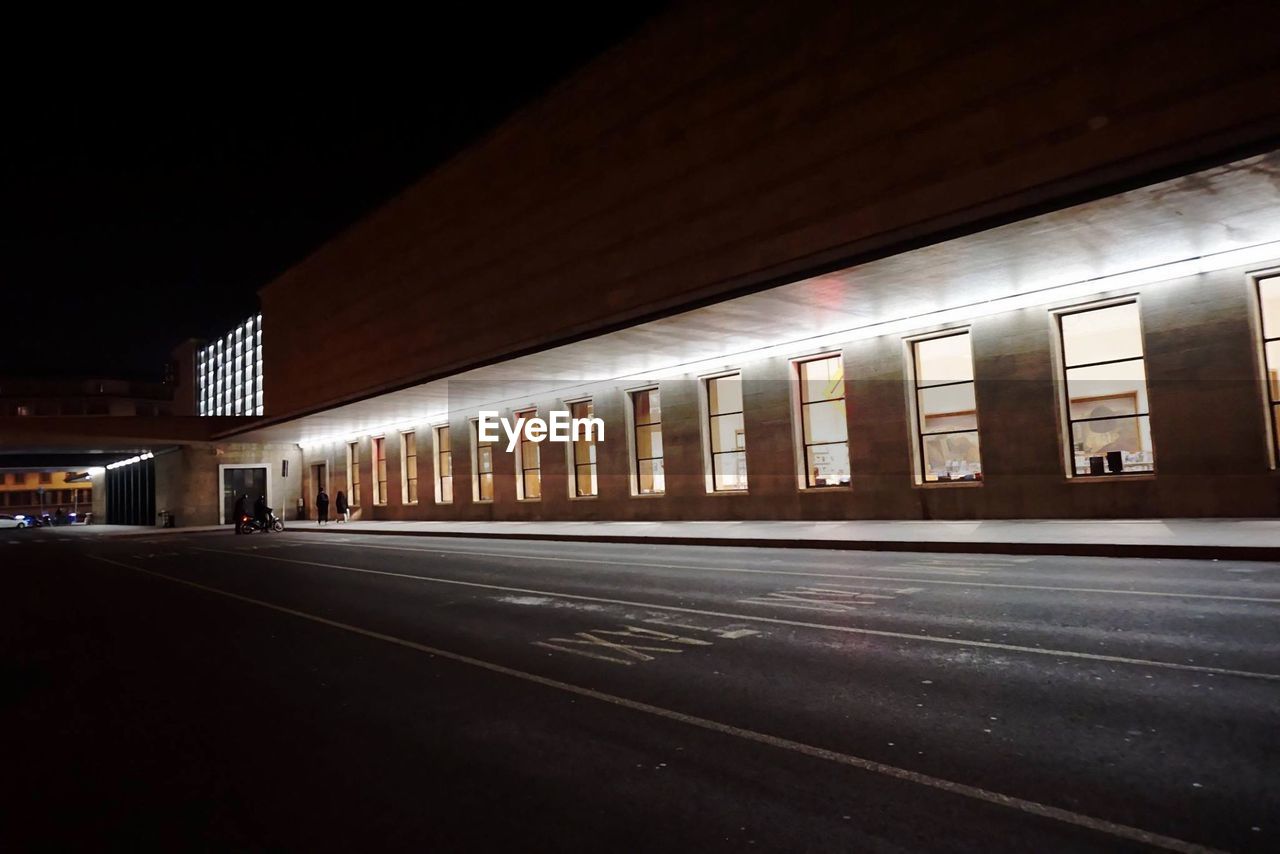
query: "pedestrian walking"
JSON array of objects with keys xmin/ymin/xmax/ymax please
[
  {"xmin": 335, "ymin": 489, "xmax": 349, "ymax": 523},
  {"xmin": 316, "ymin": 486, "xmax": 330, "ymax": 525}
]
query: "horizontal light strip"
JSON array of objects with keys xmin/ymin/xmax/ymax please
[
  {"xmin": 105, "ymin": 451, "xmax": 154, "ymax": 470},
  {"xmin": 297, "ymin": 240, "xmax": 1280, "ymax": 449}
]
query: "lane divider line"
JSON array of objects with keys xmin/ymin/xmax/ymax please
[
  {"xmin": 87, "ymin": 554, "xmax": 1224, "ymax": 854},
  {"xmin": 305, "ymin": 538, "xmax": 1280, "ymax": 605},
  {"xmin": 189, "ymin": 546, "xmax": 1280, "ymax": 682}
]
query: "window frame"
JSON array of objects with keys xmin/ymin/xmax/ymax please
[
  {"xmin": 434, "ymin": 424, "xmax": 454, "ymax": 504},
  {"xmin": 1053, "ymin": 297, "xmax": 1155, "ymax": 479},
  {"xmin": 627, "ymin": 386, "xmax": 664, "ymax": 496},
  {"xmin": 566, "ymin": 398, "xmax": 598, "ymax": 499},
  {"xmin": 347, "ymin": 441, "xmax": 361, "ymax": 507},
  {"xmin": 514, "ymin": 407, "xmax": 541, "ymax": 501},
  {"xmin": 792, "ymin": 352, "xmax": 852, "ymax": 490},
  {"xmin": 701, "ymin": 371, "xmax": 748, "ymax": 493},
  {"xmin": 1254, "ymin": 272, "xmax": 1280, "ymax": 468},
  {"xmin": 906, "ymin": 328, "xmax": 983, "ymax": 487},
  {"xmin": 372, "ymin": 436, "xmax": 388, "ymax": 505},
  {"xmin": 401, "ymin": 430, "xmax": 418, "ymax": 504},
  {"xmin": 471, "ymin": 418, "xmax": 495, "ymax": 503}
]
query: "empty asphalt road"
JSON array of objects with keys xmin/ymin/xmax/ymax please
[{"xmin": 3, "ymin": 528, "xmax": 1278, "ymax": 852}]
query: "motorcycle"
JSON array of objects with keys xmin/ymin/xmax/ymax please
[{"xmin": 238, "ymin": 511, "xmax": 285, "ymax": 534}]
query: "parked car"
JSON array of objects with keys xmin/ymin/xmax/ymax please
[{"xmin": 0, "ymin": 514, "xmax": 31, "ymax": 529}]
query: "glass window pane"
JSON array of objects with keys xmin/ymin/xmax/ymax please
[
  {"xmin": 576, "ymin": 465, "xmax": 597, "ymax": 497},
  {"xmin": 634, "ymin": 390, "xmax": 661, "ymax": 425},
  {"xmin": 439, "ymin": 453, "xmax": 452, "ymax": 478},
  {"xmin": 1266, "ymin": 341, "xmax": 1280, "ymax": 401},
  {"xmin": 1070, "ymin": 415, "xmax": 1155, "ymax": 475},
  {"xmin": 440, "ymin": 477, "xmax": 453, "ymax": 503},
  {"xmin": 479, "ymin": 473, "xmax": 494, "ymax": 500},
  {"xmin": 710, "ymin": 412, "xmax": 745, "ymax": 453},
  {"xmin": 921, "ymin": 431, "xmax": 982, "ymax": 482},
  {"xmin": 524, "ymin": 471, "xmax": 541, "ymax": 499},
  {"xmin": 521, "ymin": 441, "xmax": 540, "ymax": 469},
  {"xmin": 915, "ymin": 334, "xmax": 973, "ymax": 386},
  {"xmin": 638, "ymin": 458, "xmax": 665, "ymax": 494},
  {"xmin": 802, "ymin": 399, "xmax": 848, "ymax": 444},
  {"xmin": 805, "ymin": 442, "xmax": 850, "ymax": 487},
  {"xmin": 712, "ymin": 452, "xmax": 748, "ymax": 491},
  {"xmin": 636, "ymin": 424, "xmax": 663, "ymax": 460},
  {"xmin": 407, "ymin": 479, "xmax": 418, "ymax": 503},
  {"xmin": 404, "ymin": 432, "xmax": 416, "ymax": 457},
  {"xmin": 1061, "ymin": 303, "xmax": 1143, "ymax": 367},
  {"xmin": 1261, "ymin": 277, "xmax": 1280, "ymax": 339},
  {"xmin": 478, "ymin": 445, "xmax": 493, "ymax": 473},
  {"xmin": 574, "ymin": 439, "xmax": 596, "ymax": 465},
  {"xmin": 918, "ymin": 383, "xmax": 978, "ymax": 432},
  {"xmin": 1066, "ymin": 359, "xmax": 1149, "ymax": 418},
  {"xmin": 708, "ymin": 375, "xmax": 743, "ymax": 414},
  {"xmin": 799, "ymin": 356, "xmax": 843, "ymax": 402},
  {"xmin": 437, "ymin": 427, "xmax": 450, "ymax": 454}
]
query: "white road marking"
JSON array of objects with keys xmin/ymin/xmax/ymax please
[
  {"xmin": 739, "ymin": 591, "xmax": 877, "ymax": 612},
  {"xmin": 740, "ymin": 584, "xmax": 909, "ymax": 612},
  {"xmin": 307, "ymin": 539, "xmax": 1280, "ymax": 604},
  {"xmin": 535, "ymin": 625, "xmax": 713, "ymax": 665},
  {"xmin": 190, "ymin": 546, "xmax": 1280, "ymax": 682},
  {"xmin": 86, "ymin": 554, "xmax": 1225, "ymax": 854},
  {"xmin": 640, "ymin": 619, "xmax": 760, "ymax": 639}
]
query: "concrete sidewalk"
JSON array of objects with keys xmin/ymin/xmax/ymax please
[{"xmin": 276, "ymin": 518, "xmax": 1280, "ymax": 561}]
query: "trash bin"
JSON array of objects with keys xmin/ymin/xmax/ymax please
[{"xmin": 157, "ymin": 510, "xmax": 176, "ymax": 528}]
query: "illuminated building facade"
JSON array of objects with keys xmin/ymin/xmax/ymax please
[
  {"xmin": 196, "ymin": 314, "xmax": 264, "ymax": 417},
  {"xmin": 14, "ymin": 2, "xmax": 1280, "ymax": 526}
]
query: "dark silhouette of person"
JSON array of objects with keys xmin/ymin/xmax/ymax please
[
  {"xmin": 335, "ymin": 490, "xmax": 348, "ymax": 523},
  {"xmin": 316, "ymin": 487, "xmax": 330, "ymax": 525},
  {"xmin": 232, "ymin": 493, "xmax": 248, "ymax": 534},
  {"xmin": 253, "ymin": 494, "xmax": 269, "ymax": 528}
]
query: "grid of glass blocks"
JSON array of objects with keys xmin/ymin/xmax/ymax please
[{"xmin": 198, "ymin": 314, "xmax": 264, "ymax": 416}]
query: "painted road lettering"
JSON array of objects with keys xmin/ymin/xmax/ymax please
[
  {"xmin": 534, "ymin": 625, "xmax": 712, "ymax": 666},
  {"xmin": 741, "ymin": 584, "xmax": 921, "ymax": 613}
]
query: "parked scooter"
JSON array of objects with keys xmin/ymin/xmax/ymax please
[{"xmin": 238, "ymin": 511, "xmax": 285, "ymax": 534}]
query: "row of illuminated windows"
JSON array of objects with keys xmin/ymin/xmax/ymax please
[
  {"xmin": 3, "ymin": 472, "xmax": 54, "ymax": 485},
  {"xmin": 336, "ymin": 282, "xmax": 1280, "ymax": 501},
  {"xmin": 0, "ymin": 488, "xmax": 88, "ymax": 507},
  {"xmin": 197, "ymin": 315, "xmax": 264, "ymax": 416}
]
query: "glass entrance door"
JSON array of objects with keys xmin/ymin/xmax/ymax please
[{"xmin": 222, "ymin": 466, "xmax": 267, "ymax": 524}]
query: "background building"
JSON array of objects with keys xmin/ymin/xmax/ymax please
[
  {"xmin": 0, "ymin": 377, "xmax": 174, "ymax": 417},
  {"xmin": 0, "ymin": 469, "xmax": 92, "ymax": 520}
]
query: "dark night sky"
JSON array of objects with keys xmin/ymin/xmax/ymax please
[{"xmin": 0, "ymin": 9, "xmax": 662, "ymax": 382}]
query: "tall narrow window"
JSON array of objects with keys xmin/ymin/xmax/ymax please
[
  {"xmin": 570, "ymin": 399, "xmax": 597, "ymax": 497},
  {"xmin": 1059, "ymin": 301, "xmax": 1154, "ymax": 476},
  {"xmin": 347, "ymin": 441, "xmax": 361, "ymax": 507},
  {"xmin": 912, "ymin": 332, "xmax": 982, "ymax": 483},
  {"xmin": 435, "ymin": 426, "xmax": 453, "ymax": 503},
  {"xmin": 1258, "ymin": 276, "xmax": 1280, "ymax": 459},
  {"xmin": 797, "ymin": 355, "xmax": 850, "ymax": 487},
  {"xmin": 473, "ymin": 420, "xmax": 495, "ymax": 501},
  {"xmin": 631, "ymin": 389, "xmax": 664, "ymax": 495},
  {"xmin": 401, "ymin": 431, "xmax": 418, "ymax": 503},
  {"xmin": 372, "ymin": 437, "xmax": 388, "ymax": 504},
  {"xmin": 705, "ymin": 374, "xmax": 747, "ymax": 491},
  {"xmin": 515, "ymin": 408, "xmax": 541, "ymax": 500}
]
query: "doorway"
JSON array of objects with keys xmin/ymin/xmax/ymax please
[
  {"xmin": 221, "ymin": 465, "xmax": 268, "ymax": 525},
  {"xmin": 311, "ymin": 463, "xmax": 327, "ymax": 519}
]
